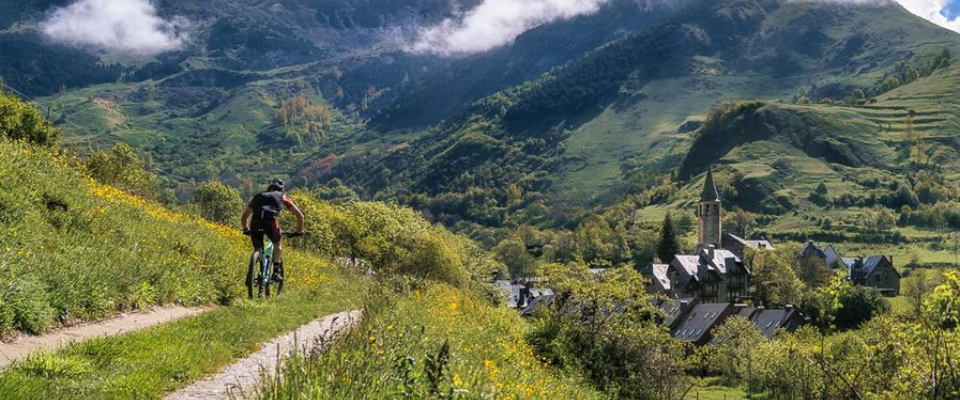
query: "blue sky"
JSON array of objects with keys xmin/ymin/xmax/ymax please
[{"xmin": 944, "ymin": 1, "xmax": 960, "ymax": 20}]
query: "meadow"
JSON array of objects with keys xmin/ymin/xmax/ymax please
[
  {"xmin": 0, "ymin": 138, "xmax": 252, "ymax": 334},
  {"xmin": 257, "ymin": 282, "xmax": 604, "ymax": 400}
]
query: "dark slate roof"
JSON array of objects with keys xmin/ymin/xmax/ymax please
[
  {"xmin": 520, "ymin": 292, "xmax": 556, "ymax": 316},
  {"xmin": 495, "ymin": 280, "xmax": 523, "ymax": 309},
  {"xmin": 841, "ymin": 258, "xmax": 858, "ymax": 270},
  {"xmin": 738, "ymin": 307, "xmax": 757, "ymax": 319},
  {"xmin": 672, "ymin": 255, "xmax": 701, "ymax": 290},
  {"xmin": 725, "ymin": 233, "xmax": 774, "ymax": 251},
  {"xmin": 797, "ymin": 241, "xmax": 826, "ymax": 258},
  {"xmin": 647, "ymin": 264, "xmax": 671, "ymax": 291},
  {"xmin": 752, "ymin": 309, "xmax": 803, "ymax": 338},
  {"xmin": 702, "ymin": 248, "xmax": 741, "ymax": 275},
  {"xmin": 700, "ymin": 167, "xmax": 720, "ymax": 202},
  {"xmin": 657, "ymin": 298, "xmax": 696, "ymax": 329},
  {"xmin": 861, "ymin": 255, "xmax": 899, "ymax": 278},
  {"xmin": 672, "ymin": 303, "xmax": 735, "ymax": 343}
]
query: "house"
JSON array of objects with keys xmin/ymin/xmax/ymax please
[
  {"xmin": 672, "ymin": 303, "xmax": 739, "ymax": 345},
  {"xmin": 823, "ymin": 245, "xmax": 845, "ymax": 269},
  {"xmin": 520, "ymin": 288, "xmax": 557, "ymax": 316},
  {"xmin": 723, "ymin": 233, "xmax": 774, "ymax": 261},
  {"xmin": 667, "ymin": 246, "xmax": 750, "ymax": 302},
  {"xmin": 495, "ymin": 279, "xmax": 558, "ymax": 314},
  {"xmin": 669, "ymin": 303, "xmax": 809, "ymax": 344},
  {"xmin": 738, "ymin": 306, "xmax": 807, "ymax": 338},
  {"xmin": 495, "ymin": 280, "xmax": 524, "ymax": 309},
  {"xmin": 654, "ymin": 297, "xmax": 696, "ymax": 331},
  {"xmin": 849, "ymin": 255, "xmax": 901, "ymax": 296},
  {"xmin": 817, "ymin": 246, "xmax": 902, "ymax": 297},
  {"xmin": 640, "ymin": 264, "xmax": 671, "ymax": 295},
  {"xmin": 797, "ymin": 241, "xmax": 828, "ymax": 270}
]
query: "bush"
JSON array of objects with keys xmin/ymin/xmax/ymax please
[
  {"xmin": 834, "ymin": 285, "xmax": 890, "ymax": 331},
  {"xmin": 192, "ymin": 181, "xmax": 243, "ymax": 225},
  {"xmin": 530, "ymin": 264, "xmax": 692, "ymax": 399},
  {"xmin": 86, "ymin": 143, "xmax": 159, "ymax": 199},
  {"xmin": 0, "ymin": 90, "xmax": 59, "ymax": 146},
  {"xmin": 288, "ymin": 194, "xmax": 485, "ymax": 286}
]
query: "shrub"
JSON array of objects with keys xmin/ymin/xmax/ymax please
[
  {"xmin": 287, "ymin": 194, "xmax": 483, "ymax": 286},
  {"xmin": 530, "ymin": 264, "xmax": 692, "ymax": 399},
  {"xmin": 192, "ymin": 181, "xmax": 243, "ymax": 225},
  {"xmin": 0, "ymin": 90, "xmax": 60, "ymax": 146},
  {"xmin": 86, "ymin": 143, "xmax": 159, "ymax": 199}
]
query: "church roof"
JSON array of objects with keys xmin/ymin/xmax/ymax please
[{"xmin": 700, "ymin": 167, "xmax": 720, "ymax": 202}]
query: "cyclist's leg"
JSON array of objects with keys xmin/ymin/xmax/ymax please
[
  {"xmin": 268, "ymin": 219, "xmax": 284, "ymax": 264},
  {"xmin": 267, "ymin": 220, "xmax": 284, "ymax": 282}
]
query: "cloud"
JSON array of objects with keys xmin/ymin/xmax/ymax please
[
  {"xmin": 42, "ymin": 0, "xmax": 188, "ymax": 55},
  {"xmin": 799, "ymin": 0, "xmax": 960, "ymax": 32},
  {"xmin": 408, "ymin": 0, "xmax": 611, "ymax": 55},
  {"xmin": 893, "ymin": 0, "xmax": 960, "ymax": 32}
]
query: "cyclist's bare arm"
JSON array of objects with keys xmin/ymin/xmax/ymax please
[{"xmin": 288, "ymin": 202, "xmax": 305, "ymax": 232}]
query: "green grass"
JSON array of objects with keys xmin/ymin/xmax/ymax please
[
  {"xmin": 0, "ymin": 281, "xmax": 366, "ymax": 399},
  {"xmin": 257, "ymin": 282, "xmax": 604, "ymax": 399},
  {"xmin": 685, "ymin": 377, "xmax": 748, "ymax": 400},
  {"xmin": 889, "ymin": 295, "xmax": 913, "ymax": 315},
  {"xmin": 0, "ymin": 138, "xmax": 253, "ymax": 334}
]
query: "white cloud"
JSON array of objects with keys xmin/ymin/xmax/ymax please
[
  {"xmin": 893, "ymin": 0, "xmax": 960, "ymax": 32},
  {"xmin": 408, "ymin": 0, "xmax": 611, "ymax": 55},
  {"xmin": 799, "ymin": 0, "xmax": 960, "ymax": 32},
  {"xmin": 42, "ymin": 0, "xmax": 188, "ymax": 55}
]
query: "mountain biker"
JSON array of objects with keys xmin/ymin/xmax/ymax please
[{"xmin": 241, "ymin": 179, "xmax": 305, "ymax": 283}]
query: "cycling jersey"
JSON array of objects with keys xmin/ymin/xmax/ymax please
[{"xmin": 249, "ymin": 190, "xmax": 295, "ymax": 221}]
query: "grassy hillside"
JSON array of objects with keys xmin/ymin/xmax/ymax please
[
  {"xmin": 0, "ymin": 92, "xmax": 612, "ymax": 398},
  {"xmin": 0, "ymin": 137, "xmax": 244, "ymax": 334},
  {"xmin": 305, "ymin": 0, "xmax": 960, "ymax": 235}
]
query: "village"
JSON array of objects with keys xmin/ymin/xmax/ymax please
[{"xmin": 496, "ymin": 168, "xmax": 902, "ymax": 345}]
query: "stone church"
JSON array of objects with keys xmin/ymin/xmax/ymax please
[{"xmin": 645, "ymin": 168, "xmax": 756, "ymax": 303}]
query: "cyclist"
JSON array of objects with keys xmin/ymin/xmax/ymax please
[{"xmin": 241, "ymin": 179, "xmax": 305, "ymax": 283}]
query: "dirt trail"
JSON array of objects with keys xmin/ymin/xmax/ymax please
[
  {"xmin": 0, "ymin": 306, "xmax": 205, "ymax": 370},
  {"xmin": 165, "ymin": 310, "xmax": 362, "ymax": 400}
]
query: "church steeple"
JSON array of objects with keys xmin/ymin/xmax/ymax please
[
  {"xmin": 697, "ymin": 166, "xmax": 722, "ymax": 250},
  {"xmin": 700, "ymin": 166, "xmax": 720, "ymax": 202}
]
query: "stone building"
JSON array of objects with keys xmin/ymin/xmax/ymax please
[{"xmin": 651, "ymin": 167, "xmax": 752, "ymax": 302}]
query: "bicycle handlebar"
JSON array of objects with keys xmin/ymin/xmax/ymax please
[{"xmin": 242, "ymin": 230, "xmax": 308, "ymax": 237}]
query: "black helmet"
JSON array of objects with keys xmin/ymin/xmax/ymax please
[{"xmin": 267, "ymin": 179, "xmax": 285, "ymax": 192}]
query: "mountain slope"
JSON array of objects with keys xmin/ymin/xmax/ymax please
[
  {"xmin": 306, "ymin": 0, "xmax": 960, "ymax": 230},
  {"xmin": 5, "ymin": 0, "xmax": 960, "ymax": 234}
]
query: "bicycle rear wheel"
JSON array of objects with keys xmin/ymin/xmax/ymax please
[{"xmin": 275, "ymin": 263, "xmax": 284, "ymax": 297}]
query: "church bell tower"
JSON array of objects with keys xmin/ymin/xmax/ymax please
[{"xmin": 697, "ymin": 166, "xmax": 722, "ymax": 250}]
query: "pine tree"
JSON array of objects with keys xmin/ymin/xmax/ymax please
[{"xmin": 657, "ymin": 213, "xmax": 681, "ymax": 263}]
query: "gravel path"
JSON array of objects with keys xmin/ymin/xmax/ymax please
[
  {"xmin": 165, "ymin": 310, "xmax": 362, "ymax": 400},
  {"xmin": 0, "ymin": 306, "xmax": 206, "ymax": 371}
]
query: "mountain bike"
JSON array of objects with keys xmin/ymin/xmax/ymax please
[{"xmin": 244, "ymin": 231, "xmax": 305, "ymax": 299}]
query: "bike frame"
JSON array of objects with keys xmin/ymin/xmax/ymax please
[{"xmin": 260, "ymin": 238, "xmax": 276, "ymax": 287}]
